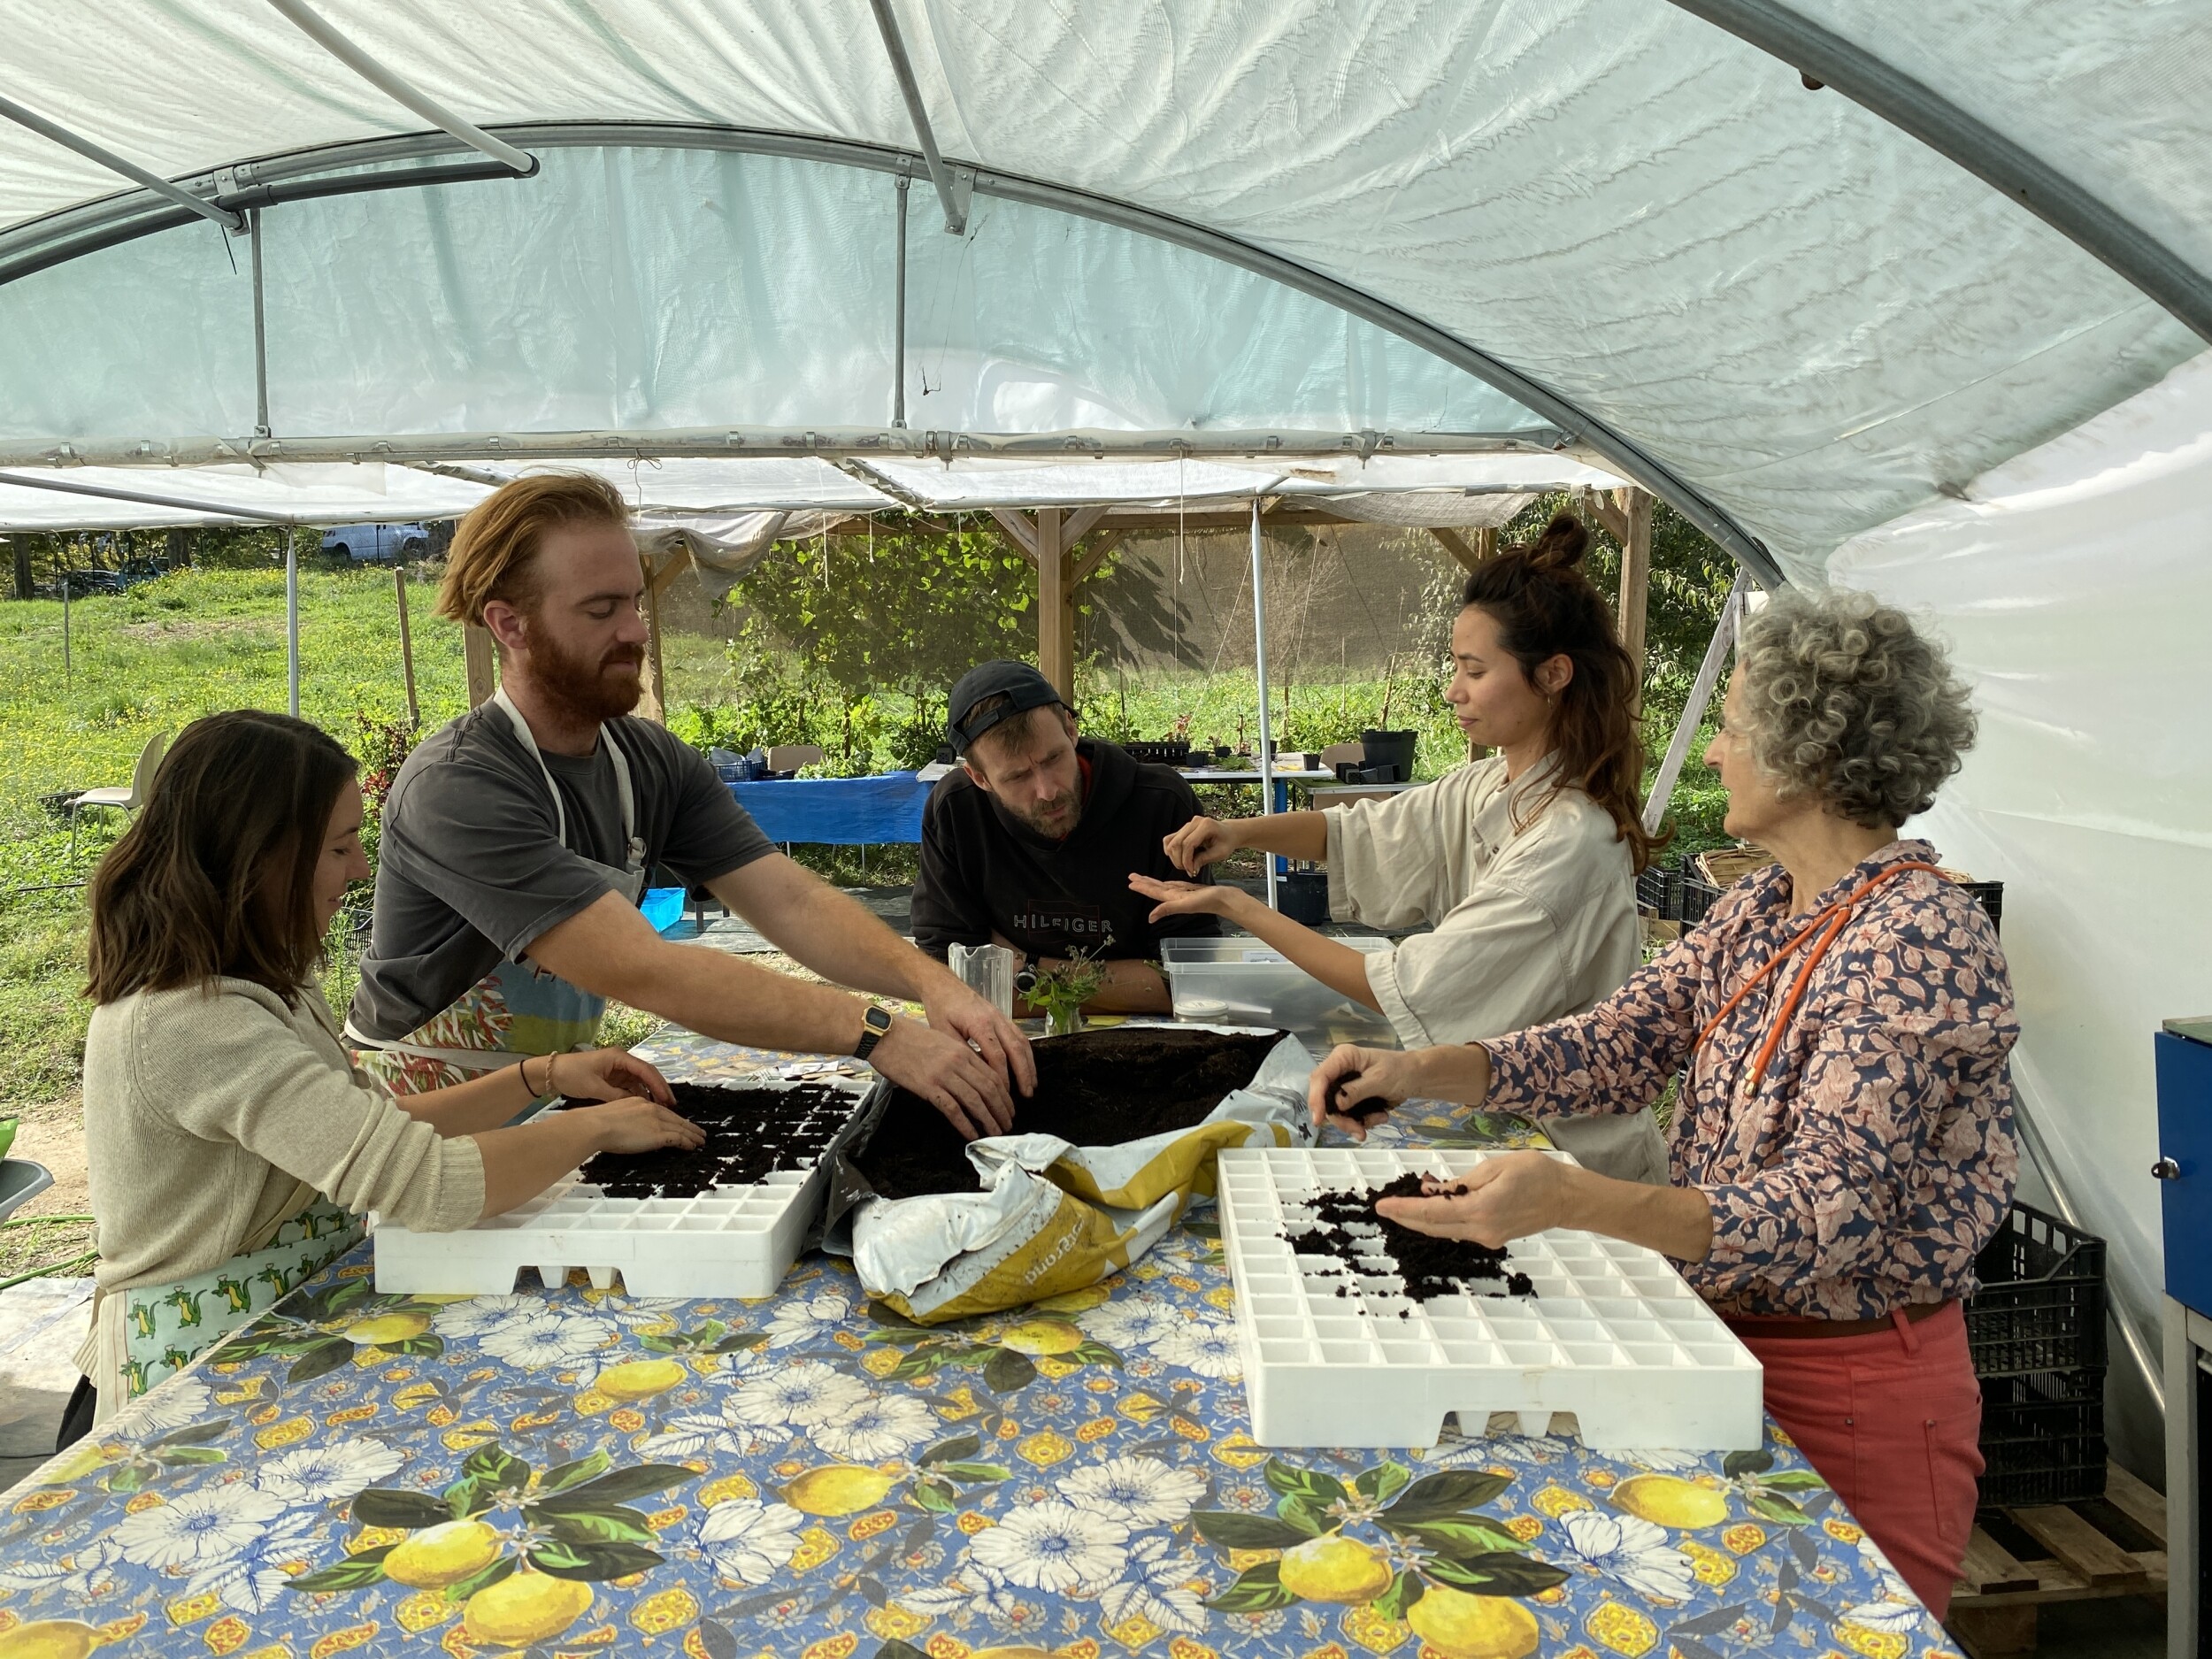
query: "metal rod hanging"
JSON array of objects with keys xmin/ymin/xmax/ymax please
[
  {"xmin": 265, "ymin": 0, "xmax": 538, "ymax": 177},
  {"xmin": 1249, "ymin": 498, "xmax": 1277, "ymax": 911},
  {"xmin": 251, "ymin": 208, "xmax": 271, "ymax": 439},
  {"xmin": 285, "ymin": 526, "xmax": 301, "ymax": 717},
  {"xmin": 0, "ymin": 90, "xmax": 244, "ymax": 233},
  {"xmin": 893, "ymin": 173, "xmax": 910, "ymax": 427}
]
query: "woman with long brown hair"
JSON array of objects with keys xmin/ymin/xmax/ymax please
[
  {"xmin": 1133, "ymin": 512, "xmax": 1667, "ymax": 1179},
  {"xmin": 66, "ymin": 710, "xmax": 701, "ymax": 1439}
]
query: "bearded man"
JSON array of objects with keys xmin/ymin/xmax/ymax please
[
  {"xmin": 349, "ymin": 472, "xmax": 1031, "ymax": 1140},
  {"xmin": 911, "ymin": 662, "xmax": 1219, "ymax": 1017}
]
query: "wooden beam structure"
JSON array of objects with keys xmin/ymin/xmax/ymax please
[
  {"xmin": 635, "ymin": 549, "xmax": 687, "ymax": 724},
  {"xmin": 1035, "ymin": 507, "xmax": 1071, "ymax": 698},
  {"xmin": 463, "ymin": 623, "xmax": 496, "ymax": 707},
  {"xmin": 394, "ymin": 565, "xmax": 419, "ymax": 729},
  {"xmin": 1582, "ymin": 485, "xmax": 1653, "ymax": 698}
]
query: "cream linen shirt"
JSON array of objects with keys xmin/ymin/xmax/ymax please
[{"xmin": 1325, "ymin": 758, "xmax": 1664, "ymax": 1182}]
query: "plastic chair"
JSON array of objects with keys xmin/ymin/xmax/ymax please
[
  {"xmin": 69, "ymin": 730, "xmax": 168, "ymax": 854},
  {"xmin": 764, "ymin": 744, "xmax": 826, "ymax": 774},
  {"xmin": 1318, "ymin": 741, "xmax": 1365, "ymax": 772}
]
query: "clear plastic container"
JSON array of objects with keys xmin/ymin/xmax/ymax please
[{"xmin": 1160, "ymin": 934, "xmax": 1394, "ymax": 1026}]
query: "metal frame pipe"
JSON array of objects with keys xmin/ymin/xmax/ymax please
[
  {"xmin": 0, "ymin": 90, "xmax": 244, "ymax": 234},
  {"xmin": 265, "ymin": 0, "xmax": 537, "ymax": 177},
  {"xmin": 0, "ymin": 120, "xmax": 1774, "ymax": 580},
  {"xmin": 1249, "ymin": 498, "xmax": 1277, "ymax": 911},
  {"xmin": 1666, "ymin": 0, "xmax": 2212, "ymax": 345},
  {"xmin": 285, "ymin": 526, "xmax": 300, "ymax": 718},
  {"xmin": 866, "ymin": 0, "xmax": 967, "ymax": 234}
]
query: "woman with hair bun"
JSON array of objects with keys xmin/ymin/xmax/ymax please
[{"xmin": 1135, "ymin": 511, "xmax": 1668, "ymax": 1180}]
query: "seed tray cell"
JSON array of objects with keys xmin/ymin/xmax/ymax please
[
  {"xmin": 1217, "ymin": 1147, "xmax": 1763, "ymax": 1451},
  {"xmin": 373, "ymin": 1076, "xmax": 879, "ymax": 1299}
]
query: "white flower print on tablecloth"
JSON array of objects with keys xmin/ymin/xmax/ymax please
[
  {"xmin": 726, "ymin": 1358, "xmax": 871, "ymax": 1433},
  {"xmin": 1555, "ymin": 1509, "xmax": 1699, "ymax": 1602},
  {"xmin": 113, "ymin": 1486, "xmax": 288, "ymax": 1571},
  {"xmin": 967, "ymin": 1499, "xmax": 1130, "ymax": 1594},
  {"xmin": 476, "ymin": 1309, "xmax": 617, "ymax": 1381},
  {"xmin": 808, "ymin": 1390, "xmax": 938, "ymax": 1462},
  {"xmin": 428, "ymin": 1294, "xmax": 545, "ymax": 1343},
  {"xmin": 0, "ymin": 1536, "xmax": 126, "ymax": 1600},
  {"xmin": 183, "ymin": 1507, "xmax": 325, "ymax": 1614},
  {"xmin": 1079, "ymin": 1293, "xmax": 1185, "ymax": 1349},
  {"xmin": 250, "ymin": 1440, "xmax": 405, "ymax": 1505},
  {"xmin": 762, "ymin": 1291, "xmax": 853, "ymax": 1348},
  {"xmin": 1098, "ymin": 1533, "xmax": 1210, "ymax": 1635},
  {"xmin": 673, "ymin": 1499, "xmax": 808, "ymax": 1586},
  {"xmin": 1055, "ymin": 1455, "xmax": 1207, "ymax": 1528},
  {"xmin": 1151, "ymin": 1318, "xmax": 1241, "ymax": 1379},
  {"xmin": 112, "ymin": 1375, "xmax": 215, "ymax": 1439},
  {"xmin": 1839, "ymin": 1532, "xmax": 1924, "ymax": 1631}
]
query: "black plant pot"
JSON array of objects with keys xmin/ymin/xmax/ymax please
[
  {"xmin": 1277, "ymin": 871, "xmax": 1331, "ymax": 925},
  {"xmin": 1361, "ymin": 729, "xmax": 1417, "ymax": 784}
]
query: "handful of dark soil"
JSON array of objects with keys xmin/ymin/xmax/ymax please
[
  {"xmin": 564, "ymin": 1079, "xmax": 861, "ymax": 1197},
  {"xmin": 1284, "ymin": 1171, "xmax": 1535, "ymax": 1302},
  {"xmin": 853, "ymin": 1026, "xmax": 1283, "ymax": 1201}
]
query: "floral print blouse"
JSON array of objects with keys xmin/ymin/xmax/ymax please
[{"xmin": 1482, "ymin": 840, "xmax": 2018, "ymax": 1320}]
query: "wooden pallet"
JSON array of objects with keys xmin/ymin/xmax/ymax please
[{"xmin": 1947, "ymin": 1463, "xmax": 2167, "ymax": 1656}]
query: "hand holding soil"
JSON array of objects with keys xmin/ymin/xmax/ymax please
[
  {"xmin": 1161, "ymin": 814, "xmax": 1241, "ymax": 875},
  {"xmin": 549, "ymin": 1047, "xmax": 676, "ymax": 1106},
  {"xmin": 1374, "ymin": 1152, "xmax": 1571, "ymax": 1250},
  {"xmin": 1306, "ymin": 1044, "xmax": 1419, "ymax": 1139},
  {"xmin": 869, "ymin": 1014, "xmax": 1018, "ymax": 1141},
  {"xmin": 572, "ymin": 1096, "xmax": 709, "ymax": 1156}
]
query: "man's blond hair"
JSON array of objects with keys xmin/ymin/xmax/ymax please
[{"xmin": 435, "ymin": 472, "xmax": 631, "ymax": 628}]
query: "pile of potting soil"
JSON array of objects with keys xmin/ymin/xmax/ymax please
[
  {"xmin": 565, "ymin": 1079, "xmax": 861, "ymax": 1197},
  {"xmin": 853, "ymin": 1025, "xmax": 1282, "ymax": 1200},
  {"xmin": 1284, "ymin": 1171, "xmax": 1535, "ymax": 1301}
]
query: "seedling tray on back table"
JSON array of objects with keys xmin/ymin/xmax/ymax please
[
  {"xmin": 1217, "ymin": 1146, "xmax": 1763, "ymax": 1451},
  {"xmin": 373, "ymin": 1075, "xmax": 882, "ymax": 1298}
]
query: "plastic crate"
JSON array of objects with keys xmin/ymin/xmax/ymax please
[
  {"xmin": 1677, "ymin": 872, "xmax": 1724, "ymax": 925},
  {"xmin": 1977, "ymin": 1367, "xmax": 2108, "ymax": 1509},
  {"xmin": 1968, "ymin": 1203, "xmax": 2106, "ymax": 1377},
  {"xmin": 1957, "ymin": 879, "xmax": 2004, "ymax": 933}
]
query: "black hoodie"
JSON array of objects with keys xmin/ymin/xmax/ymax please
[{"xmin": 911, "ymin": 737, "xmax": 1221, "ymax": 962}]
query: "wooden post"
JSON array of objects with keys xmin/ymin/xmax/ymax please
[
  {"xmin": 636, "ymin": 551, "xmax": 672, "ymax": 724},
  {"xmin": 395, "ymin": 566, "xmax": 420, "ymax": 729},
  {"xmin": 1617, "ymin": 488, "xmax": 1653, "ymax": 704},
  {"xmin": 463, "ymin": 625, "xmax": 496, "ymax": 707},
  {"xmin": 1036, "ymin": 507, "xmax": 1071, "ymax": 700}
]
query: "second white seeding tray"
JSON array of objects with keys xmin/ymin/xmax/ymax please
[
  {"xmin": 373, "ymin": 1076, "xmax": 876, "ymax": 1299},
  {"xmin": 1216, "ymin": 1145, "xmax": 1763, "ymax": 1452}
]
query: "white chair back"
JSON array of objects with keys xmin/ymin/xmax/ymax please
[
  {"xmin": 765, "ymin": 744, "xmax": 826, "ymax": 773},
  {"xmin": 127, "ymin": 731, "xmax": 170, "ymax": 807}
]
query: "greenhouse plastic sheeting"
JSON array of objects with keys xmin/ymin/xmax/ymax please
[
  {"xmin": 1, "ymin": 1, "xmax": 2208, "ymax": 569},
  {"xmin": 0, "ymin": 462, "xmax": 488, "ymax": 530},
  {"xmin": 1832, "ymin": 350, "xmax": 2212, "ymax": 1401}
]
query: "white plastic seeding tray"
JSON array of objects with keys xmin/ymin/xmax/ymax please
[
  {"xmin": 1216, "ymin": 1146, "xmax": 1763, "ymax": 1452},
  {"xmin": 373, "ymin": 1077, "xmax": 877, "ymax": 1299}
]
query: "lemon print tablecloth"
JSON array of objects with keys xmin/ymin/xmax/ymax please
[{"xmin": 0, "ymin": 1035, "xmax": 1959, "ymax": 1659}]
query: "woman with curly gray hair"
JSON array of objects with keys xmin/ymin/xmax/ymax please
[{"xmin": 1303, "ymin": 588, "xmax": 2016, "ymax": 1617}]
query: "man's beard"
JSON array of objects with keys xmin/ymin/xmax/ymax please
[
  {"xmin": 1005, "ymin": 782, "xmax": 1083, "ymax": 839},
  {"xmin": 533, "ymin": 630, "xmax": 645, "ymax": 725}
]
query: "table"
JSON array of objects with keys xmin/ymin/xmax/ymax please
[
  {"xmin": 0, "ymin": 1033, "xmax": 1960, "ymax": 1659},
  {"xmin": 726, "ymin": 771, "xmax": 933, "ymax": 846}
]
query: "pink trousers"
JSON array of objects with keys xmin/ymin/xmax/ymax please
[{"xmin": 1729, "ymin": 1301, "xmax": 1983, "ymax": 1619}]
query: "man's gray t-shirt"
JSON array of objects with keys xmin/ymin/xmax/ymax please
[{"xmin": 349, "ymin": 705, "xmax": 774, "ymax": 1039}]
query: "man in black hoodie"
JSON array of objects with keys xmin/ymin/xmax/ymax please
[{"xmin": 911, "ymin": 662, "xmax": 1220, "ymax": 1014}]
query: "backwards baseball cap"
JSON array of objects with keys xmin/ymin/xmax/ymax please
[{"xmin": 947, "ymin": 660, "xmax": 1066, "ymax": 753}]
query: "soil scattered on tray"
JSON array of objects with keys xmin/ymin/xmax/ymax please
[
  {"xmin": 1284, "ymin": 1171, "xmax": 1536, "ymax": 1301},
  {"xmin": 854, "ymin": 1026, "xmax": 1282, "ymax": 1200},
  {"xmin": 564, "ymin": 1079, "xmax": 861, "ymax": 1197}
]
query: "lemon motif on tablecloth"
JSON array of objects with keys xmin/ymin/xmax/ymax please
[{"xmin": 1406, "ymin": 1586, "xmax": 1541, "ymax": 1659}]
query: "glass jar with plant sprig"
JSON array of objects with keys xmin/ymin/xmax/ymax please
[{"xmin": 1027, "ymin": 942, "xmax": 1110, "ymax": 1037}]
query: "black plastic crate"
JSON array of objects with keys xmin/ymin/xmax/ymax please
[
  {"xmin": 1957, "ymin": 878, "xmax": 2004, "ymax": 934},
  {"xmin": 1634, "ymin": 866, "xmax": 1671, "ymax": 914},
  {"xmin": 1978, "ymin": 1367, "xmax": 2108, "ymax": 1509},
  {"xmin": 1968, "ymin": 1203, "xmax": 2107, "ymax": 1377},
  {"xmin": 1677, "ymin": 872, "xmax": 1724, "ymax": 925}
]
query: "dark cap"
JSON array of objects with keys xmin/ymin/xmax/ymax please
[{"xmin": 947, "ymin": 660, "xmax": 1065, "ymax": 753}]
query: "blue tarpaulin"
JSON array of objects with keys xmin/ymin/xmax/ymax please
[{"xmin": 728, "ymin": 771, "xmax": 933, "ymax": 845}]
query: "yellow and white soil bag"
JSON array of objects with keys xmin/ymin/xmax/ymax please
[{"xmin": 825, "ymin": 1027, "xmax": 1313, "ymax": 1323}]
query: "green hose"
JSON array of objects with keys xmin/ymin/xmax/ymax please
[{"xmin": 0, "ymin": 1213, "xmax": 98, "ymax": 1291}]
